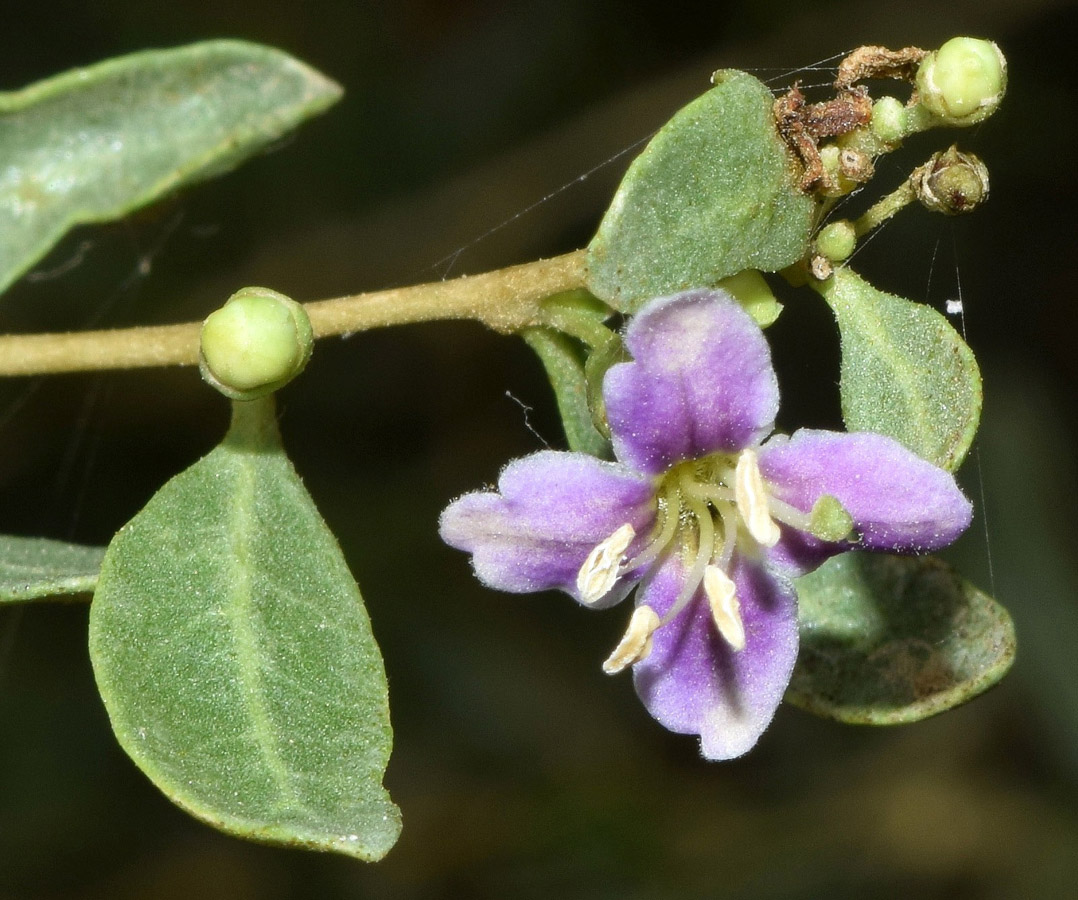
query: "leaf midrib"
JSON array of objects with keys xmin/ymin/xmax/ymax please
[
  {"xmin": 227, "ymin": 453, "xmax": 300, "ymax": 810},
  {"xmin": 832, "ymin": 276, "xmax": 941, "ymax": 460}
]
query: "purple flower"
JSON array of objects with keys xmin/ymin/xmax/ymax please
[{"xmin": 440, "ymin": 290, "xmax": 972, "ymax": 759}]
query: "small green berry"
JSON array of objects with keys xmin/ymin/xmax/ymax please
[
  {"xmin": 916, "ymin": 37, "xmax": 1006, "ymax": 124},
  {"xmin": 871, "ymin": 96, "xmax": 907, "ymax": 144},
  {"xmin": 199, "ymin": 287, "xmax": 314, "ymax": 400},
  {"xmin": 815, "ymin": 221, "xmax": 857, "ymax": 262}
]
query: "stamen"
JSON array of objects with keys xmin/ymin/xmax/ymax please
[
  {"xmin": 659, "ymin": 494, "xmax": 715, "ymax": 627},
  {"xmin": 680, "ymin": 479, "xmax": 735, "ymax": 506},
  {"xmin": 602, "ymin": 605, "xmax": 661, "ymax": 674},
  {"xmin": 767, "ymin": 496, "xmax": 814, "ymax": 531},
  {"xmin": 763, "ymin": 496, "xmax": 857, "ymax": 543},
  {"xmin": 734, "ymin": 449, "xmax": 781, "ymax": 547},
  {"xmin": 621, "ymin": 486, "xmax": 680, "ymax": 573},
  {"xmin": 704, "ymin": 565, "xmax": 746, "ymax": 651},
  {"xmin": 576, "ymin": 523, "xmax": 635, "ymax": 604},
  {"xmin": 716, "ymin": 504, "xmax": 738, "ymax": 569}
]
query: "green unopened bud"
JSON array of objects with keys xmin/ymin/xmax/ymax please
[
  {"xmin": 913, "ymin": 146, "xmax": 990, "ymax": 215},
  {"xmin": 808, "ymin": 494, "xmax": 855, "ymax": 542},
  {"xmin": 200, "ymin": 287, "xmax": 313, "ymax": 400},
  {"xmin": 718, "ymin": 270, "xmax": 782, "ymax": 327},
  {"xmin": 916, "ymin": 37, "xmax": 1006, "ymax": 124},
  {"xmin": 871, "ymin": 96, "xmax": 907, "ymax": 144},
  {"xmin": 817, "ymin": 146, "xmax": 849, "ymax": 198},
  {"xmin": 815, "ymin": 220, "xmax": 857, "ymax": 262}
]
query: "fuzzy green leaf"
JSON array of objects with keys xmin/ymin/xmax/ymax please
[
  {"xmin": 788, "ymin": 552, "xmax": 1014, "ymax": 725},
  {"xmin": 0, "ymin": 41, "xmax": 342, "ymax": 296},
  {"xmin": 818, "ymin": 268, "xmax": 982, "ymax": 470},
  {"xmin": 585, "ymin": 70, "xmax": 814, "ymax": 312},
  {"xmin": 89, "ymin": 399, "xmax": 400, "ymax": 861},
  {"xmin": 0, "ymin": 535, "xmax": 104, "ymax": 603}
]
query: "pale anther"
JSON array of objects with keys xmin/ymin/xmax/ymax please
[
  {"xmin": 704, "ymin": 565, "xmax": 745, "ymax": 651},
  {"xmin": 576, "ymin": 523, "xmax": 636, "ymax": 604},
  {"xmin": 734, "ymin": 449, "xmax": 780, "ymax": 547},
  {"xmin": 602, "ymin": 605, "xmax": 661, "ymax": 674}
]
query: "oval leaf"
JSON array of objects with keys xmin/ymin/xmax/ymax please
[
  {"xmin": 788, "ymin": 552, "xmax": 1015, "ymax": 725},
  {"xmin": 0, "ymin": 534, "xmax": 104, "ymax": 603},
  {"xmin": 89, "ymin": 399, "xmax": 400, "ymax": 861},
  {"xmin": 585, "ymin": 70, "xmax": 814, "ymax": 312},
  {"xmin": 818, "ymin": 268, "xmax": 982, "ymax": 470},
  {"xmin": 0, "ymin": 41, "xmax": 342, "ymax": 296}
]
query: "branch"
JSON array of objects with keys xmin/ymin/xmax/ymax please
[{"xmin": 0, "ymin": 250, "xmax": 587, "ymax": 377}]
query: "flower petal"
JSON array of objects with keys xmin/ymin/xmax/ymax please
[
  {"xmin": 439, "ymin": 450, "xmax": 656, "ymax": 605},
  {"xmin": 759, "ymin": 429, "xmax": 973, "ymax": 568},
  {"xmin": 603, "ymin": 290, "xmax": 779, "ymax": 475},
  {"xmin": 632, "ymin": 553, "xmax": 798, "ymax": 760}
]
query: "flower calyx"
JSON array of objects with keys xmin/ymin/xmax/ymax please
[{"xmin": 912, "ymin": 146, "xmax": 990, "ymax": 216}]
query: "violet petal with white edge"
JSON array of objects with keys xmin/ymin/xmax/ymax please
[
  {"xmin": 758, "ymin": 429, "xmax": 973, "ymax": 553},
  {"xmin": 632, "ymin": 552, "xmax": 799, "ymax": 760},
  {"xmin": 439, "ymin": 450, "xmax": 656, "ymax": 604},
  {"xmin": 604, "ymin": 290, "xmax": 779, "ymax": 475}
]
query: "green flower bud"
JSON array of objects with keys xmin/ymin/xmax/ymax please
[
  {"xmin": 871, "ymin": 96, "xmax": 907, "ymax": 144},
  {"xmin": 199, "ymin": 287, "xmax": 314, "ymax": 400},
  {"xmin": 816, "ymin": 145, "xmax": 873, "ymax": 198},
  {"xmin": 718, "ymin": 270, "xmax": 782, "ymax": 327},
  {"xmin": 916, "ymin": 37, "xmax": 1006, "ymax": 124},
  {"xmin": 913, "ymin": 146, "xmax": 990, "ymax": 215},
  {"xmin": 817, "ymin": 145, "xmax": 846, "ymax": 197},
  {"xmin": 815, "ymin": 220, "xmax": 856, "ymax": 262}
]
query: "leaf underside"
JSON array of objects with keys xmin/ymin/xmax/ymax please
[
  {"xmin": 788, "ymin": 552, "xmax": 1015, "ymax": 725},
  {"xmin": 0, "ymin": 40, "xmax": 342, "ymax": 296},
  {"xmin": 0, "ymin": 535, "xmax": 104, "ymax": 603},
  {"xmin": 89, "ymin": 402, "xmax": 400, "ymax": 861},
  {"xmin": 585, "ymin": 69, "xmax": 814, "ymax": 313}
]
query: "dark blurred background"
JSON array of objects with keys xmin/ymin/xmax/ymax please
[{"xmin": 2, "ymin": 1, "xmax": 1077, "ymax": 897}]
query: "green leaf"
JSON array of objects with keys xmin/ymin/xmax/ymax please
[
  {"xmin": 585, "ymin": 70, "xmax": 814, "ymax": 313},
  {"xmin": 89, "ymin": 399, "xmax": 400, "ymax": 861},
  {"xmin": 0, "ymin": 41, "xmax": 342, "ymax": 297},
  {"xmin": 522, "ymin": 326, "xmax": 612, "ymax": 458},
  {"xmin": 0, "ymin": 535, "xmax": 104, "ymax": 603},
  {"xmin": 817, "ymin": 268, "xmax": 982, "ymax": 470},
  {"xmin": 788, "ymin": 552, "xmax": 1015, "ymax": 725}
]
